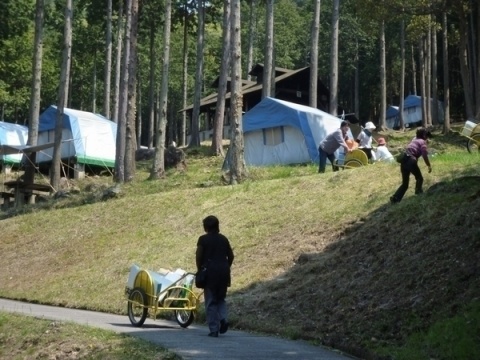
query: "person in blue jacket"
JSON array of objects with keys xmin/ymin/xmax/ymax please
[{"xmin": 196, "ymin": 215, "xmax": 234, "ymax": 337}]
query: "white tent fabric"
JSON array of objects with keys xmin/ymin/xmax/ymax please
[
  {"xmin": 0, "ymin": 121, "xmax": 29, "ymax": 165},
  {"xmin": 243, "ymin": 97, "xmax": 347, "ymax": 166},
  {"xmin": 37, "ymin": 106, "xmax": 117, "ymax": 167}
]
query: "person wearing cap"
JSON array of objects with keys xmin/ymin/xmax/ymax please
[
  {"xmin": 390, "ymin": 128, "xmax": 432, "ymax": 204},
  {"xmin": 318, "ymin": 121, "xmax": 352, "ymax": 173},
  {"xmin": 375, "ymin": 137, "xmax": 394, "ymax": 162},
  {"xmin": 356, "ymin": 121, "xmax": 377, "ymax": 162}
]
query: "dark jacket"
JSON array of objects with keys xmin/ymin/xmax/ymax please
[{"xmin": 196, "ymin": 232, "xmax": 234, "ymax": 289}]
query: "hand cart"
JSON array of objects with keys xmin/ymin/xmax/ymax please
[
  {"xmin": 335, "ymin": 149, "xmax": 369, "ymax": 169},
  {"xmin": 461, "ymin": 120, "xmax": 480, "ymax": 153},
  {"xmin": 125, "ymin": 264, "xmax": 202, "ymax": 328}
]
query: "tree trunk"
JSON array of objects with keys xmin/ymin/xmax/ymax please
[
  {"xmin": 411, "ymin": 45, "xmax": 417, "ymax": 95},
  {"xmin": 476, "ymin": 2, "xmax": 480, "ymax": 120},
  {"xmin": 431, "ymin": 19, "xmax": 438, "ymax": 125},
  {"xmin": 103, "ymin": 0, "xmax": 112, "ymax": 119},
  {"xmin": 180, "ymin": 0, "xmax": 188, "ymax": 147},
  {"xmin": 112, "ymin": 0, "xmax": 124, "ymax": 123},
  {"xmin": 309, "ymin": 0, "xmax": 320, "ymax": 108},
  {"xmin": 457, "ymin": 3, "xmax": 475, "ymax": 119},
  {"xmin": 379, "ymin": 20, "xmax": 386, "ymax": 129},
  {"xmin": 442, "ymin": 10, "xmax": 450, "ymax": 133},
  {"xmin": 246, "ymin": 0, "xmax": 256, "ymax": 80},
  {"xmin": 262, "ymin": 0, "xmax": 274, "ymax": 99},
  {"xmin": 25, "ymin": 0, "xmax": 44, "ymax": 185},
  {"xmin": 425, "ymin": 25, "xmax": 431, "ymax": 126},
  {"xmin": 329, "ymin": 0, "xmax": 339, "ymax": 116},
  {"xmin": 51, "ymin": 0, "xmax": 72, "ymax": 190},
  {"xmin": 399, "ymin": 17, "xmax": 405, "ymax": 130},
  {"xmin": 147, "ymin": 21, "xmax": 156, "ymax": 149},
  {"xmin": 114, "ymin": 0, "xmax": 131, "ymax": 182},
  {"xmin": 124, "ymin": 0, "xmax": 139, "ymax": 182},
  {"xmin": 419, "ymin": 37, "xmax": 427, "ymax": 128},
  {"xmin": 228, "ymin": 0, "xmax": 247, "ymax": 184},
  {"xmin": 150, "ymin": 0, "xmax": 172, "ymax": 179},
  {"xmin": 355, "ymin": 38, "xmax": 359, "ymax": 119},
  {"xmin": 137, "ymin": 74, "xmax": 142, "ymax": 148},
  {"xmin": 211, "ymin": 0, "xmax": 231, "ymax": 156},
  {"xmin": 92, "ymin": 49, "xmax": 97, "ymax": 113},
  {"xmin": 189, "ymin": 0, "xmax": 205, "ymax": 147}
]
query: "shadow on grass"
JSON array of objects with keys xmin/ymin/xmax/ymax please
[{"xmin": 227, "ymin": 169, "xmax": 480, "ymax": 360}]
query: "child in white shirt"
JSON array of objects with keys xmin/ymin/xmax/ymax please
[{"xmin": 375, "ymin": 137, "xmax": 394, "ymax": 162}]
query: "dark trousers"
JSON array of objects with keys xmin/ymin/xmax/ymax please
[
  {"xmin": 204, "ymin": 286, "xmax": 228, "ymax": 333},
  {"xmin": 318, "ymin": 147, "xmax": 338, "ymax": 173},
  {"xmin": 392, "ymin": 156, "xmax": 423, "ymax": 202}
]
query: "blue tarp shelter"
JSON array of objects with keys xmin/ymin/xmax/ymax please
[
  {"xmin": 37, "ymin": 106, "xmax": 117, "ymax": 167},
  {"xmin": 386, "ymin": 95, "xmax": 444, "ymax": 129},
  {"xmin": 0, "ymin": 121, "xmax": 29, "ymax": 165},
  {"xmin": 243, "ymin": 97, "xmax": 348, "ymax": 166}
]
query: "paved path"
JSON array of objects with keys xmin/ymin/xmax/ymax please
[{"xmin": 0, "ymin": 299, "xmax": 356, "ymax": 360}]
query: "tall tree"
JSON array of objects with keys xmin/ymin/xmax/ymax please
[
  {"xmin": 211, "ymin": 0, "xmax": 231, "ymax": 156},
  {"xmin": 24, "ymin": 0, "xmax": 45, "ymax": 185},
  {"xmin": 51, "ymin": 0, "xmax": 73, "ymax": 190},
  {"xmin": 378, "ymin": 19, "xmax": 386, "ymax": 129},
  {"xmin": 228, "ymin": 0, "xmax": 247, "ymax": 184},
  {"xmin": 309, "ymin": 0, "xmax": 321, "ymax": 108},
  {"xmin": 112, "ymin": 0, "xmax": 124, "ymax": 123},
  {"xmin": 189, "ymin": 0, "xmax": 205, "ymax": 147},
  {"xmin": 431, "ymin": 19, "xmax": 438, "ymax": 124},
  {"xmin": 329, "ymin": 0, "xmax": 339, "ymax": 116},
  {"xmin": 442, "ymin": 10, "xmax": 450, "ymax": 133},
  {"xmin": 103, "ymin": 0, "xmax": 113, "ymax": 119},
  {"xmin": 150, "ymin": 0, "xmax": 172, "ymax": 179},
  {"xmin": 262, "ymin": 0, "xmax": 274, "ymax": 99},
  {"xmin": 245, "ymin": 0, "xmax": 256, "ymax": 80},
  {"xmin": 124, "ymin": 0, "xmax": 139, "ymax": 182},
  {"xmin": 399, "ymin": 16, "xmax": 406, "ymax": 130},
  {"xmin": 179, "ymin": 0, "xmax": 190, "ymax": 147},
  {"xmin": 114, "ymin": 0, "xmax": 132, "ymax": 182}
]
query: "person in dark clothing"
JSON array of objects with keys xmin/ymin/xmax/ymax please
[
  {"xmin": 318, "ymin": 121, "xmax": 352, "ymax": 173},
  {"xmin": 390, "ymin": 128, "xmax": 432, "ymax": 204},
  {"xmin": 196, "ymin": 215, "xmax": 234, "ymax": 337}
]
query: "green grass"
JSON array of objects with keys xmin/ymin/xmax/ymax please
[
  {"xmin": 0, "ymin": 312, "xmax": 180, "ymax": 360},
  {"xmin": 377, "ymin": 301, "xmax": 480, "ymax": 360},
  {"xmin": 1, "ymin": 127, "xmax": 479, "ymax": 359}
]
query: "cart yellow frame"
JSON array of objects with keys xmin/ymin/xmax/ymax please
[
  {"xmin": 461, "ymin": 120, "xmax": 480, "ymax": 153},
  {"xmin": 335, "ymin": 149, "xmax": 369, "ymax": 169},
  {"xmin": 125, "ymin": 267, "xmax": 203, "ymax": 328}
]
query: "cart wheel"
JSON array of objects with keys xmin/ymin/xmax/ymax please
[
  {"xmin": 467, "ymin": 134, "xmax": 480, "ymax": 153},
  {"xmin": 128, "ymin": 287, "xmax": 148, "ymax": 327},
  {"xmin": 175, "ymin": 309, "xmax": 194, "ymax": 328},
  {"xmin": 345, "ymin": 159, "xmax": 363, "ymax": 168}
]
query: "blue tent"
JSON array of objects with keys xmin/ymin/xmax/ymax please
[
  {"xmin": 243, "ymin": 97, "xmax": 347, "ymax": 166},
  {"xmin": 386, "ymin": 95, "xmax": 444, "ymax": 129},
  {"xmin": 0, "ymin": 121, "xmax": 29, "ymax": 165},
  {"xmin": 37, "ymin": 106, "xmax": 117, "ymax": 167}
]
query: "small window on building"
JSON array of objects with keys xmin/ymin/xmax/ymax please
[{"xmin": 263, "ymin": 126, "xmax": 284, "ymax": 146}]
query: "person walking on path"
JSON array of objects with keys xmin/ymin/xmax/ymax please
[
  {"xmin": 196, "ymin": 215, "xmax": 234, "ymax": 337},
  {"xmin": 390, "ymin": 128, "xmax": 432, "ymax": 203},
  {"xmin": 318, "ymin": 121, "xmax": 352, "ymax": 173},
  {"xmin": 375, "ymin": 137, "xmax": 394, "ymax": 162}
]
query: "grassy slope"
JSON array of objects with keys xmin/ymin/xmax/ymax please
[{"xmin": 0, "ymin": 127, "xmax": 479, "ymax": 359}]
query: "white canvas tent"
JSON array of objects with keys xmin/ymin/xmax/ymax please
[
  {"xmin": 386, "ymin": 95, "xmax": 444, "ymax": 129},
  {"xmin": 243, "ymin": 97, "xmax": 348, "ymax": 166},
  {"xmin": 37, "ymin": 106, "xmax": 117, "ymax": 168},
  {"xmin": 0, "ymin": 121, "xmax": 29, "ymax": 165}
]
